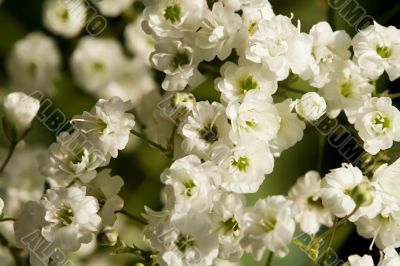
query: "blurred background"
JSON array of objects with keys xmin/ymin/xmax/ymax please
[{"xmin": 0, "ymin": 0, "xmax": 399, "ymax": 265}]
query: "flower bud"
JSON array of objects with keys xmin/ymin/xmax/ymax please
[
  {"xmin": 350, "ymin": 182, "xmax": 375, "ymax": 207},
  {"xmin": 295, "ymin": 92, "xmax": 326, "ymax": 122},
  {"xmin": 97, "ymin": 227, "xmax": 118, "ymax": 246},
  {"xmin": 3, "ymin": 92, "xmax": 40, "ymax": 142},
  {"xmin": 157, "ymin": 92, "xmax": 196, "ymax": 122}
]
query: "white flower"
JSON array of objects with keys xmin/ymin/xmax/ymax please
[
  {"xmin": 41, "ymin": 187, "xmax": 101, "ymax": 251},
  {"xmin": 381, "ymin": 248, "xmax": 400, "ymax": 266},
  {"xmin": 288, "ymin": 171, "xmax": 333, "ymax": 234},
  {"xmin": 352, "ymin": 21, "xmax": 400, "ymax": 81},
  {"xmin": 195, "ymin": 2, "xmax": 242, "ymax": 61},
  {"xmin": 94, "ymin": 0, "xmax": 135, "ymax": 17},
  {"xmin": 160, "ymin": 155, "xmax": 215, "ymax": 215},
  {"xmin": 43, "ymin": 0, "xmax": 86, "ymax": 38},
  {"xmin": 180, "ymin": 101, "xmax": 231, "ymax": 159},
  {"xmin": 300, "ymin": 22, "xmax": 351, "ymax": 88},
  {"xmin": 226, "ymin": 90, "xmax": 280, "ymax": 142},
  {"xmin": 143, "ymin": 0, "xmax": 206, "ymax": 39},
  {"xmin": 372, "ymin": 157, "xmax": 400, "ymax": 209},
  {"xmin": 320, "ymin": 60, "xmax": 373, "ymax": 122},
  {"xmin": 151, "ymin": 39, "xmax": 204, "ymax": 91},
  {"xmin": 210, "ymin": 192, "xmax": 246, "ymax": 261},
  {"xmin": 124, "ymin": 16, "xmax": 156, "ymax": 65},
  {"xmin": 354, "ymin": 97, "xmax": 400, "ymax": 155},
  {"xmin": 43, "ymin": 131, "xmax": 110, "ymax": 187},
  {"xmin": 3, "ymin": 92, "xmax": 40, "ymax": 141},
  {"xmin": 86, "ymin": 169, "xmax": 124, "ymax": 227},
  {"xmin": 7, "ymin": 32, "xmax": 61, "ymax": 94},
  {"xmin": 0, "ymin": 197, "xmax": 4, "ymax": 217},
  {"xmin": 217, "ymin": 136, "xmax": 274, "ymax": 193},
  {"xmin": 269, "ymin": 99, "xmax": 306, "ymax": 156},
  {"xmin": 70, "ymin": 37, "xmax": 127, "ymax": 92},
  {"xmin": 343, "ymin": 254, "xmax": 374, "ymax": 266},
  {"xmin": 246, "ymin": 15, "xmax": 312, "ymax": 81},
  {"xmin": 241, "ymin": 196, "xmax": 295, "ymax": 259},
  {"xmin": 294, "ymin": 92, "xmax": 326, "ymax": 122},
  {"xmin": 216, "ymin": 61, "xmax": 277, "ymax": 104},
  {"xmin": 321, "ymin": 164, "xmax": 377, "ymax": 218},
  {"xmin": 72, "ymin": 97, "xmax": 135, "ymax": 158},
  {"xmin": 144, "ymin": 209, "xmax": 219, "ymax": 266}
]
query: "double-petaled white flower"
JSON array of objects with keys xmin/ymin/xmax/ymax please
[
  {"xmin": 354, "ymin": 97, "xmax": 400, "ymax": 155},
  {"xmin": 352, "ymin": 21, "xmax": 400, "ymax": 81},
  {"xmin": 72, "ymin": 97, "xmax": 135, "ymax": 158}
]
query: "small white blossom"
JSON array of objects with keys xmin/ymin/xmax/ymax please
[
  {"xmin": 43, "ymin": 0, "xmax": 86, "ymax": 38},
  {"xmin": 321, "ymin": 60, "xmax": 373, "ymax": 122},
  {"xmin": 241, "ymin": 196, "xmax": 296, "ymax": 259},
  {"xmin": 295, "ymin": 92, "xmax": 326, "ymax": 122},
  {"xmin": 72, "ymin": 97, "xmax": 135, "ymax": 158},
  {"xmin": 343, "ymin": 254, "xmax": 374, "ymax": 266},
  {"xmin": 381, "ymin": 248, "xmax": 400, "ymax": 266},
  {"xmin": 352, "ymin": 21, "xmax": 400, "ymax": 81},
  {"xmin": 41, "ymin": 187, "xmax": 101, "ymax": 251},
  {"xmin": 226, "ymin": 90, "xmax": 280, "ymax": 142},
  {"xmin": 300, "ymin": 21, "xmax": 351, "ymax": 88},
  {"xmin": 288, "ymin": 171, "xmax": 333, "ymax": 234},
  {"xmin": 246, "ymin": 15, "xmax": 312, "ymax": 81},
  {"xmin": 7, "ymin": 32, "xmax": 61, "ymax": 94},
  {"xmin": 195, "ymin": 2, "xmax": 242, "ymax": 61},
  {"xmin": 216, "ymin": 61, "xmax": 277, "ymax": 104},
  {"xmin": 3, "ymin": 92, "xmax": 40, "ymax": 141},
  {"xmin": 180, "ymin": 101, "xmax": 231, "ymax": 159},
  {"xmin": 216, "ymin": 136, "xmax": 274, "ymax": 193},
  {"xmin": 354, "ymin": 97, "xmax": 400, "ymax": 155},
  {"xmin": 270, "ymin": 99, "xmax": 306, "ymax": 156}
]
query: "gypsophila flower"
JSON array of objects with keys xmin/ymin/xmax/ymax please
[
  {"xmin": 72, "ymin": 97, "xmax": 135, "ymax": 158},
  {"xmin": 343, "ymin": 254, "xmax": 375, "ymax": 266},
  {"xmin": 94, "ymin": 0, "xmax": 136, "ymax": 17},
  {"xmin": 294, "ymin": 92, "xmax": 326, "ymax": 122}
]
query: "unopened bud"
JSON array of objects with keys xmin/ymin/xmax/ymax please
[
  {"xmin": 97, "ymin": 227, "xmax": 118, "ymax": 246},
  {"xmin": 351, "ymin": 182, "xmax": 375, "ymax": 207}
]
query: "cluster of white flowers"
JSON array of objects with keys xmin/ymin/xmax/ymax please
[{"xmin": 1, "ymin": 0, "xmax": 400, "ymax": 265}]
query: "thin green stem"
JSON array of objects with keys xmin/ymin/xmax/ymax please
[
  {"xmin": 0, "ymin": 142, "xmax": 17, "ymax": 175},
  {"xmin": 117, "ymin": 209, "xmax": 147, "ymax": 225},
  {"xmin": 130, "ymin": 129, "xmax": 168, "ymax": 153},
  {"xmin": 266, "ymin": 251, "xmax": 274, "ymax": 266},
  {"xmin": 372, "ymin": 80, "xmax": 378, "ymax": 97},
  {"xmin": 389, "ymin": 93, "xmax": 400, "ymax": 99}
]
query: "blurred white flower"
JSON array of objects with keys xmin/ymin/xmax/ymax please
[
  {"xmin": 3, "ymin": 92, "xmax": 40, "ymax": 141},
  {"xmin": 343, "ymin": 254, "xmax": 374, "ymax": 266},
  {"xmin": 294, "ymin": 92, "xmax": 326, "ymax": 122},
  {"xmin": 94, "ymin": 0, "xmax": 136, "ymax": 17},
  {"xmin": 354, "ymin": 97, "xmax": 400, "ymax": 155},
  {"xmin": 70, "ymin": 37, "xmax": 127, "ymax": 92},
  {"xmin": 7, "ymin": 32, "xmax": 61, "ymax": 94},
  {"xmin": 352, "ymin": 21, "xmax": 400, "ymax": 81},
  {"xmin": 241, "ymin": 196, "xmax": 295, "ymax": 259},
  {"xmin": 43, "ymin": 0, "xmax": 86, "ymax": 38},
  {"xmin": 41, "ymin": 187, "xmax": 101, "ymax": 251},
  {"xmin": 72, "ymin": 97, "xmax": 135, "ymax": 158},
  {"xmin": 288, "ymin": 171, "xmax": 333, "ymax": 234}
]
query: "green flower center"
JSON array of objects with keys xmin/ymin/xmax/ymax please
[
  {"xmin": 183, "ymin": 180, "xmax": 196, "ymax": 197},
  {"xmin": 199, "ymin": 124, "xmax": 218, "ymax": 143},
  {"xmin": 59, "ymin": 9, "xmax": 69, "ymax": 22},
  {"xmin": 221, "ymin": 217, "xmax": 240, "ymax": 235},
  {"xmin": 248, "ymin": 21, "xmax": 257, "ymax": 35},
  {"xmin": 175, "ymin": 233, "xmax": 195, "ymax": 252},
  {"xmin": 239, "ymin": 75, "xmax": 259, "ymax": 94},
  {"xmin": 55, "ymin": 203, "xmax": 74, "ymax": 226},
  {"xmin": 93, "ymin": 61, "xmax": 105, "ymax": 72},
  {"xmin": 340, "ymin": 80, "xmax": 353, "ymax": 98},
  {"xmin": 164, "ymin": 4, "xmax": 181, "ymax": 24},
  {"xmin": 172, "ymin": 52, "xmax": 190, "ymax": 70},
  {"xmin": 371, "ymin": 112, "xmax": 391, "ymax": 135},
  {"xmin": 28, "ymin": 62, "xmax": 38, "ymax": 78},
  {"xmin": 261, "ymin": 216, "xmax": 277, "ymax": 233},
  {"xmin": 71, "ymin": 148, "xmax": 84, "ymax": 164},
  {"xmin": 232, "ymin": 156, "xmax": 250, "ymax": 172},
  {"xmin": 376, "ymin": 46, "xmax": 392, "ymax": 58},
  {"xmin": 307, "ymin": 197, "xmax": 323, "ymax": 209}
]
